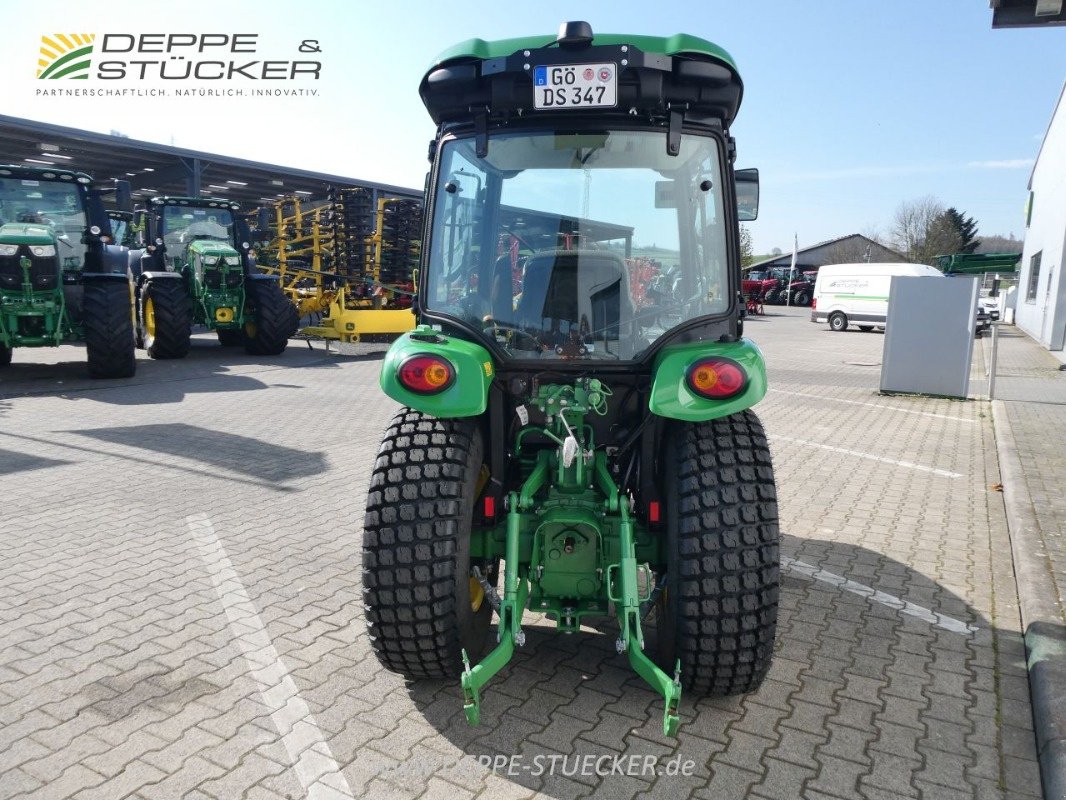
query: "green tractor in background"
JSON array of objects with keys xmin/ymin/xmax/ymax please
[
  {"xmin": 129, "ymin": 196, "xmax": 297, "ymax": 358},
  {"xmin": 0, "ymin": 165, "xmax": 135, "ymax": 377},
  {"xmin": 363, "ymin": 22, "xmax": 778, "ymax": 736}
]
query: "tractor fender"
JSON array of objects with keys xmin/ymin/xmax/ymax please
[
  {"xmin": 648, "ymin": 337, "xmax": 767, "ymax": 422},
  {"xmin": 140, "ymin": 271, "xmax": 183, "ymax": 283},
  {"xmin": 127, "ymin": 248, "xmax": 144, "ymax": 280},
  {"xmin": 99, "ymin": 243, "xmax": 129, "ymax": 276},
  {"xmin": 81, "ymin": 271, "xmax": 132, "ymax": 284},
  {"xmin": 379, "ymin": 325, "xmax": 494, "ymax": 418}
]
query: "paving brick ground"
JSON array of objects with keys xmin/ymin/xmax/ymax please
[{"xmin": 0, "ymin": 309, "xmax": 1043, "ymax": 799}]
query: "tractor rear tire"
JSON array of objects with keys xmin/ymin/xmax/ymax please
[
  {"xmin": 142, "ymin": 280, "xmax": 191, "ymax": 359},
  {"xmin": 217, "ymin": 329, "xmax": 243, "ymax": 347},
  {"xmin": 243, "ymin": 281, "xmax": 296, "ymax": 356},
  {"xmin": 362, "ymin": 411, "xmax": 494, "ymax": 678},
  {"xmin": 657, "ymin": 411, "xmax": 780, "ymax": 696},
  {"xmin": 0, "ymin": 344, "xmax": 11, "ymax": 367},
  {"xmin": 84, "ymin": 280, "xmax": 136, "ymax": 379}
]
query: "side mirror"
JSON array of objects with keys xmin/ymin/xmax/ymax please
[
  {"xmin": 114, "ymin": 180, "xmax": 133, "ymax": 213},
  {"xmin": 735, "ymin": 168, "xmax": 759, "ymax": 221},
  {"xmin": 236, "ymin": 219, "xmax": 253, "ymax": 250}
]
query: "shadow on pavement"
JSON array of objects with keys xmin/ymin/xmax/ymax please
[
  {"xmin": 66, "ymin": 422, "xmax": 328, "ymax": 484},
  {"xmin": 0, "ymin": 337, "xmax": 349, "ymax": 404},
  {"xmin": 0, "ymin": 447, "xmax": 73, "ymax": 477},
  {"xmin": 391, "ymin": 534, "xmax": 1006, "ymax": 799}
]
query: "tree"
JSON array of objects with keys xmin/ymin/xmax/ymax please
[
  {"xmin": 739, "ymin": 225, "xmax": 754, "ymax": 267},
  {"xmin": 923, "ymin": 211, "xmax": 964, "ymax": 263},
  {"xmin": 976, "ymin": 233, "xmax": 1021, "ymax": 254},
  {"xmin": 942, "ymin": 207, "xmax": 980, "ymax": 254},
  {"xmin": 860, "ymin": 225, "xmax": 888, "ymax": 247},
  {"xmin": 891, "ymin": 196, "xmax": 958, "ymax": 265}
]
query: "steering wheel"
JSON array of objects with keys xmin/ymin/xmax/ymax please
[
  {"xmin": 482, "ymin": 319, "xmax": 543, "ymax": 351},
  {"xmin": 499, "ymin": 225, "xmax": 536, "ymax": 254}
]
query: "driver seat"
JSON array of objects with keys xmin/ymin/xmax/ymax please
[{"xmin": 515, "ymin": 249, "xmax": 633, "ymax": 341}]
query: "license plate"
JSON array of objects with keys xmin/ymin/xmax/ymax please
[{"xmin": 533, "ymin": 63, "xmax": 617, "ymax": 110}]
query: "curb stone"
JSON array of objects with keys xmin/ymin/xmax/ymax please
[{"xmin": 992, "ymin": 398, "xmax": 1066, "ymax": 800}]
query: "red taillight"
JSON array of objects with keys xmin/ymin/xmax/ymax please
[
  {"xmin": 398, "ymin": 354, "xmax": 455, "ymax": 394},
  {"xmin": 686, "ymin": 357, "xmax": 748, "ymax": 399},
  {"xmin": 484, "ymin": 496, "xmax": 495, "ymax": 518},
  {"xmin": 811, "ymin": 297, "xmax": 817, "ymax": 310},
  {"xmin": 649, "ymin": 501, "xmax": 661, "ymax": 523}
]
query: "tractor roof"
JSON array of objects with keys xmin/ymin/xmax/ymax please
[
  {"xmin": 429, "ymin": 32, "xmax": 738, "ymax": 72},
  {"xmin": 0, "ymin": 164, "xmax": 93, "ymax": 185},
  {"xmin": 421, "ymin": 23, "xmax": 743, "ymax": 128}
]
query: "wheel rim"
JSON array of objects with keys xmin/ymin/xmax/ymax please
[
  {"xmin": 244, "ymin": 320, "xmax": 257, "ymax": 339},
  {"xmin": 144, "ymin": 297, "xmax": 156, "ymax": 338},
  {"xmin": 469, "ymin": 576, "xmax": 485, "ymax": 612}
]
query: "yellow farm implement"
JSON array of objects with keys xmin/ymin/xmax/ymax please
[{"xmin": 252, "ymin": 191, "xmax": 420, "ymax": 346}]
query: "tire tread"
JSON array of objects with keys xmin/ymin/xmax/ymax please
[
  {"xmin": 363, "ymin": 410, "xmax": 481, "ymax": 678},
  {"xmin": 84, "ymin": 281, "xmax": 136, "ymax": 378},
  {"xmin": 668, "ymin": 411, "xmax": 779, "ymax": 696}
]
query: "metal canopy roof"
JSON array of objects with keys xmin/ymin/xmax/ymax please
[
  {"xmin": 0, "ymin": 114, "xmax": 421, "ymax": 209},
  {"xmin": 991, "ymin": 0, "xmax": 1066, "ymax": 27}
]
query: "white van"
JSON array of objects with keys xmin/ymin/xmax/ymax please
[{"xmin": 811, "ymin": 263, "xmax": 943, "ymax": 332}]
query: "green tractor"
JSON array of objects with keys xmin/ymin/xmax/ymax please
[
  {"xmin": 362, "ymin": 23, "xmax": 778, "ymax": 736},
  {"xmin": 0, "ymin": 165, "xmax": 136, "ymax": 377},
  {"xmin": 129, "ymin": 196, "xmax": 297, "ymax": 358}
]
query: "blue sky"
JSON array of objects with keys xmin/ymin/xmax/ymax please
[{"xmin": 2, "ymin": 0, "xmax": 1063, "ymax": 253}]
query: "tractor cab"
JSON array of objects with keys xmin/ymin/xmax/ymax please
[
  {"xmin": 415, "ymin": 23, "xmax": 757, "ymax": 366},
  {"xmin": 140, "ymin": 197, "xmax": 248, "ymax": 285},
  {"xmin": 0, "ymin": 168, "xmax": 96, "ymax": 280},
  {"xmin": 106, "ymin": 210, "xmax": 136, "ymax": 249},
  {"xmin": 364, "ymin": 23, "xmax": 778, "ymax": 740}
]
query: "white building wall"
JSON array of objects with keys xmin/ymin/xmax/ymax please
[{"xmin": 1016, "ymin": 84, "xmax": 1066, "ymax": 350}]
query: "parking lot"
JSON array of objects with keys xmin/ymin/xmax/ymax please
[{"xmin": 0, "ymin": 306, "xmax": 1043, "ymax": 800}]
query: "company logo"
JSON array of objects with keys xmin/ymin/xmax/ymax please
[{"xmin": 38, "ymin": 34, "xmax": 96, "ymax": 80}]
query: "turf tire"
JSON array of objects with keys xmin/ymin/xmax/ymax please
[
  {"xmin": 362, "ymin": 410, "xmax": 494, "ymax": 678},
  {"xmin": 656, "ymin": 411, "xmax": 780, "ymax": 695}
]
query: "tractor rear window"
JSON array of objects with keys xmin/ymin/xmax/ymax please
[{"xmin": 425, "ymin": 129, "xmax": 730, "ymax": 360}]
